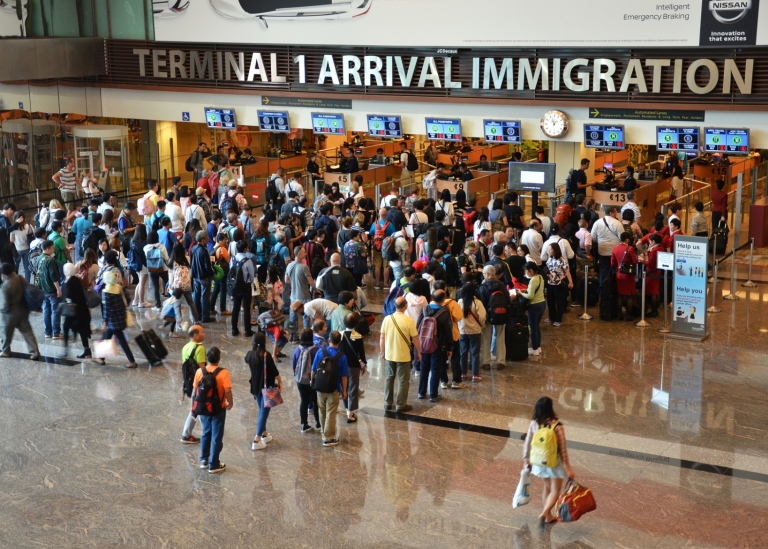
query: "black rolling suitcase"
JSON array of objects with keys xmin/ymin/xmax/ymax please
[
  {"xmin": 599, "ymin": 276, "xmax": 618, "ymax": 321},
  {"xmin": 578, "ymin": 276, "xmax": 600, "ymax": 307},
  {"xmin": 506, "ymin": 321, "xmax": 530, "ymax": 361},
  {"xmin": 135, "ymin": 329, "xmax": 168, "ymax": 366}
]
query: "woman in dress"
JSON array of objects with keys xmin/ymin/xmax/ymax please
[
  {"xmin": 473, "ymin": 207, "xmax": 491, "ymax": 241},
  {"xmin": 247, "ymin": 332, "xmax": 282, "ymax": 451},
  {"xmin": 611, "ymin": 232, "xmax": 639, "ymax": 321},
  {"xmin": 61, "ymin": 263, "xmax": 92, "ymax": 359},
  {"xmin": 523, "ymin": 396, "xmax": 574, "ymax": 525}
]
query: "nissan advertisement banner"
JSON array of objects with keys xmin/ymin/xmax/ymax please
[{"xmin": 153, "ymin": 0, "xmax": 768, "ymax": 47}]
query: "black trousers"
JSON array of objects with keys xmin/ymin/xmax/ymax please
[
  {"xmin": 297, "ymin": 383, "xmax": 319, "ymax": 426},
  {"xmin": 232, "ymin": 291, "xmax": 252, "ymax": 333}
]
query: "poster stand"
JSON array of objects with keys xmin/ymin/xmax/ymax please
[{"xmin": 668, "ymin": 236, "xmax": 709, "ymax": 342}]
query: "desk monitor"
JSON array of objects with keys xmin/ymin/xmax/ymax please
[
  {"xmin": 483, "ymin": 119, "xmax": 522, "ymax": 144},
  {"xmin": 604, "ymin": 162, "xmax": 613, "ymax": 170},
  {"xmin": 367, "ymin": 114, "xmax": 402, "ymax": 138},
  {"xmin": 657, "ymin": 126, "xmax": 700, "ymax": 152},
  {"xmin": 584, "ymin": 124, "xmax": 625, "ymax": 150},
  {"xmin": 704, "ymin": 128, "xmax": 749, "ymax": 154},
  {"xmin": 355, "ymin": 148, "xmax": 363, "ymax": 155},
  {"xmin": 311, "ymin": 112, "xmax": 345, "ymax": 135},
  {"xmin": 204, "ymin": 107, "xmax": 237, "ymax": 129},
  {"xmin": 460, "ymin": 155, "xmax": 469, "ymax": 162},
  {"xmin": 257, "ymin": 110, "xmax": 290, "ymax": 133},
  {"xmin": 508, "ymin": 162, "xmax": 556, "ymax": 193},
  {"xmin": 426, "ymin": 118, "xmax": 462, "ymax": 142}
]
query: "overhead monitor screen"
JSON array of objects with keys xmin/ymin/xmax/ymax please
[
  {"xmin": 704, "ymin": 128, "xmax": 749, "ymax": 154},
  {"xmin": 311, "ymin": 112, "xmax": 345, "ymax": 135},
  {"xmin": 204, "ymin": 107, "xmax": 237, "ymax": 129},
  {"xmin": 425, "ymin": 118, "xmax": 462, "ymax": 142},
  {"xmin": 483, "ymin": 119, "xmax": 522, "ymax": 144},
  {"xmin": 367, "ymin": 115, "xmax": 402, "ymax": 138},
  {"xmin": 508, "ymin": 162, "xmax": 556, "ymax": 193},
  {"xmin": 257, "ymin": 110, "xmax": 290, "ymax": 133},
  {"xmin": 584, "ymin": 124, "xmax": 625, "ymax": 150},
  {"xmin": 657, "ymin": 127, "xmax": 700, "ymax": 152}
]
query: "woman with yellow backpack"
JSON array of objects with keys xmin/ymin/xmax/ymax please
[{"xmin": 522, "ymin": 396, "xmax": 575, "ymax": 526}]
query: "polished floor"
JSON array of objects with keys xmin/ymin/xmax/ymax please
[{"xmin": 1, "ymin": 266, "xmax": 767, "ymax": 548}]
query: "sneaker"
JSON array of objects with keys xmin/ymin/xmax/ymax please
[
  {"xmin": 481, "ymin": 364, "xmax": 491, "ymax": 370},
  {"xmin": 314, "ymin": 422, "xmax": 321, "ymax": 430},
  {"xmin": 552, "ymin": 322, "xmax": 561, "ymax": 327},
  {"xmin": 374, "ymin": 285, "xmax": 381, "ymax": 290},
  {"xmin": 44, "ymin": 334, "xmax": 52, "ymax": 339},
  {"xmin": 152, "ymin": 307, "xmax": 161, "ymax": 313},
  {"xmin": 414, "ymin": 371, "xmax": 420, "ymax": 377},
  {"xmin": 544, "ymin": 318, "xmax": 551, "ymax": 323},
  {"xmin": 531, "ymin": 348, "xmax": 541, "ymax": 356},
  {"xmin": 199, "ymin": 460, "xmax": 208, "ymax": 469},
  {"xmin": 461, "ymin": 374, "xmax": 467, "ymax": 381},
  {"xmin": 300, "ymin": 424, "xmax": 314, "ymax": 433},
  {"xmin": 495, "ymin": 363, "xmax": 505, "ymax": 371},
  {"xmin": 472, "ymin": 375, "xmax": 483, "ymax": 382},
  {"xmin": 30, "ymin": 352, "xmax": 40, "ymax": 360},
  {"xmin": 429, "ymin": 395, "xmax": 443, "ymax": 403},
  {"xmin": 570, "ymin": 302, "xmax": 582, "ymax": 308},
  {"xmin": 244, "ymin": 331, "xmax": 254, "ymax": 337},
  {"xmin": 208, "ymin": 463, "xmax": 226, "ymax": 474},
  {"xmin": 384, "ymin": 405, "xmax": 393, "ymax": 412},
  {"xmin": 261, "ymin": 434, "xmax": 273, "ymax": 443},
  {"xmin": 181, "ymin": 435, "xmax": 200, "ymax": 444},
  {"xmin": 417, "ymin": 394, "xmax": 426, "ymax": 400},
  {"xmin": 440, "ymin": 382, "xmax": 449, "ymax": 389},
  {"xmin": 322, "ymin": 438, "xmax": 339, "ymax": 447},
  {"xmin": 231, "ymin": 330, "xmax": 240, "ymax": 337},
  {"xmin": 528, "ymin": 348, "xmax": 535, "ymax": 355},
  {"xmin": 396, "ymin": 405, "xmax": 413, "ymax": 413},
  {"xmin": 451, "ymin": 382, "xmax": 466, "ymax": 389},
  {"xmin": 219, "ymin": 310, "xmax": 232, "ymax": 316},
  {"xmin": 251, "ymin": 439, "xmax": 267, "ymax": 451},
  {"xmin": 52, "ymin": 334, "xmax": 63, "ymax": 340}
]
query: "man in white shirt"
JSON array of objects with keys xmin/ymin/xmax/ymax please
[
  {"xmin": 620, "ymin": 192, "xmax": 642, "ymax": 223},
  {"xmin": 185, "ymin": 193, "xmax": 207, "ymax": 230},
  {"xmin": 97, "ymin": 193, "xmax": 114, "ymax": 215},
  {"xmin": 540, "ymin": 224, "xmax": 575, "ymax": 263},
  {"xmin": 52, "ymin": 158, "xmax": 78, "ymax": 208},
  {"xmin": 380, "ymin": 189, "xmax": 399, "ymax": 209},
  {"xmin": 520, "ymin": 220, "xmax": 544, "ymax": 265},
  {"xmin": 285, "ymin": 172, "xmax": 305, "ymax": 198},
  {"xmin": 389, "ymin": 228, "xmax": 411, "ymax": 283},
  {"xmin": 164, "ymin": 191, "xmax": 185, "ymax": 236},
  {"xmin": 399, "ymin": 141, "xmax": 414, "ymax": 185},
  {"xmin": 590, "ymin": 206, "xmax": 624, "ymax": 288},
  {"xmin": 269, "ymin": 167, "xmax": 286, "ymax": 197},
  {"xmin": 298, "ymin": 298, "xmax": 338, "ymax": 330}
]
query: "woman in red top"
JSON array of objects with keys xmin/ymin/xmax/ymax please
[
  {"xmin": 641, "ymin": 233, "xmax": 664, "ymax": 317},
  {"xmin": 711, "ymin": 179, "xmax": 728, "ymax": 232},
  {"xmin": 611, "ymin": 232, "xmax": 638, "ymax": 321},
  {"xmin": 641, "ymin": 215, "xmax": 671, "ymax": 252}
]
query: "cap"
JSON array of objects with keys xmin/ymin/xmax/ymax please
[{"xmin": 195, "ymin": 187, "xmax": 206, "ymax": 196}]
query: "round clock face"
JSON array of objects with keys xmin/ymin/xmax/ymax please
[{"xmin": 541, "ymin": 110, "xmax": 569, "ymax": 138}]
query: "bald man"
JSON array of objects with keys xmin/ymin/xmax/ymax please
[
  {"xmin": 316, "ymin": 252, "xmax": 357, "ymax": 304},
  {"xmin": 380, "ymin": 297, "xmax": 420, "ymax": 412}
]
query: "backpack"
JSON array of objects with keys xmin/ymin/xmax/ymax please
[
  {"xmin": 406, "ymin": 150, "xmax": 419, "ymax": 171},
  {"xmin": 304, "ymin": 241, "xmax": 328, "ymax": 279},
  {"xmin": 310, "ymin": 348, "xmax": 339, "ymax": 394},
  {"xmin": 28, "ymin": 244, "xmax": 43, "ymax": 281},
  {"xmin": 373, "ymin": 221, "xmax": 390, "ymax": 251},
  {"xmin": 127, "ymin": 247, "xmax": 143, "ymax": 273},
  {"xmin": 182, "ymin": 344, "xmax": 202, "ymax": 398},
  {"xmin": 213, "ymin": 245, "xmax": 230, "ymax": 276},
  {"xmin": 209, "ymin": 170, "xmax": 221, "ymax": 197},
  {"xmin": 343, "ymin": 239, "xmax": 359, "ymax": 272},
  {"xmin": 137, "ymin": 192, "xmax": 156, "ymax": 217},
  {"xmin": 554, "ymin": 204, "xmax": 572, "ymax": 229},
  {"xmin": 487, "ymin": 290, "xmax": 510, "ymax": 325},
  {"xmin": 268, "ymin": 243, "xmax": 286, "ymax": 279},
  {"xmin": 191, "ymin": 367, "xmax": 224, "ymax": 416},
  {"xmin": 227, "ymin": 258, "xmax": 249, "ymax": 295},
  {"xmin": 146, "ymin": 246, "xmax": 165, "ymax": 273},
  {"xmin": 265, "ymin": 176, "xmax": 281, "ymax": 204},
  {"xmin": 219, "ymin": 194, "xmax": 236, "ymax": 215},
  {"xmin": 257, "ymin": 309, "xmax": 284, "ymax": 331},
  {"xmin": 418, "ymin": 308, "xmax": 446, "ymax": 354},
  {"xmin": 294, "ymin": 345, "xmax": 315, "ymax": 385},
  {"xmin": 383, "ymin": 281, "xmax": 409, "ymax": 316},
  {"xmin": 381, "ymin": 235, "xmax": 400, "ymax": 262},
  {"xmin": 490, "ymin": 210, "xmax": 505, "ymax": 233},
  {"xmin": 463, "ymin": 210, "xmax": 476, "ymax": 233},
  {"xmin": 184, "ymin": 151, "xmax": 197, "ymax": 172},
  {"xmin": 529, "ymin": 422, "xmax": 560, "ymax": 467},
  {"xmin": 23, "ymin": 281, "xmax": 45, "ymax": 311},
  {"xmin": 198, "ymin": 198, "xmax": 212, "ymax": 222},
  {"xmin": 254, "ymin": 234, "xmax": 269, "ymax": 264},
  {"xmin": 36, "ymin": 207, "xmax": 50, "ymax": 230}
]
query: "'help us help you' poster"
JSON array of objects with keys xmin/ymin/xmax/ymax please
[{"xmin": 672, "ymin": 236, "xmax": 709, "ymax": 340}]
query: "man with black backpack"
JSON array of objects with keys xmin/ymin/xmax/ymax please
[
  {"xmin": 191, "ymin": 346, "xmax": 232, "ymax": 474},
  {"xmin": 310, "ymin": 330, "xmax": 349, "ymax": 447},
  {"xmin": 228, "ymin": 240, "xmax": 255, "ymax": 338},
  {"xmin": 266, "ymin": 167, "xmax": 286, "ymax": 211},
  {"xmin": 478, "ymin": 264, "xmax": 511, "ymax": 371},
  {"xmin": 180, "ymin": 325, "xmax": 206, "ymax": 444},
  {"xmin": 399, "ymin": 141, "xmax": 418, "ymax": 185}
]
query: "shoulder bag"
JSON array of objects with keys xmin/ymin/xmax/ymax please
[
  {"xmin": 262, "ymin": 354, "xmax": 283, "ymax": 408},
  {"xmin": 618, "ymin": 245, "xmax": 637, "ymax": 276}
]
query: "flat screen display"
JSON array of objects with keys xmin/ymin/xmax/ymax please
[
  {"xmin": 311, "ymin": 112, "xmax": 345, "ymax": 135},
  {"xmin": 704, "ymin": 128, "xmax": 749, "ymax": 154},
  {"xmin": 257, "ymin": 110, "xmax": 290, "ymax": 133},
  {"xmin": 508, "ymin": 162, "xmax": 556, "ymax": 193},
  {"xmin": 204, "ymin": 107, "xmax": 237, "ymax": 129},
  {"xmin": 483, "ymin": 119, "xmax": 522, "ymax": 144},
  {"xmin": 584, "ymin": 124, "xmax": 625, "ymax": 150},
  {"xmin": 425, "ymin": 118, "xmax": 462, "ymax": 142},
  {"xmin": 367, "ymin": 115, "xmax": 402, "ymax": 138},
  {"xmin": 657, "ymin": 127, "xmax": 700, "ymax": 152}
]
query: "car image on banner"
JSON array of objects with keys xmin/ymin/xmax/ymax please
[
  {"xmin": 153, "ymin": 1, "xmax": 191, "ymax": 18},
  {"xmin": 208, "ymin": 0, "xmax": 372, "ymax": 21}
]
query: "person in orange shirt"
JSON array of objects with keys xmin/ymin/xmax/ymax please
[
  {"xmin": 211, "ymin": 232, "xmax": 231, "ymax": 316},
  {"xmin": 193, "ymin": 347, "xmax": 233, "ymax": 474}
]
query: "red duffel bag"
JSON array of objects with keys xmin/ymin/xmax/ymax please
[{"xmin": 556, "ymin": 479, "xmax": 596, "ymax": 522}]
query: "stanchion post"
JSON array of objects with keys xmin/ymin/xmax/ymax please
[
  {"xmin": 723, "ymin": 252, "xmax": 739, "ymax": 301},
  {"xmin": 707, "ymin": 259, "xmax": 721, "ymax": 313},
  {"xmin": 742, "ymin": 237, "xmax": 758, "ymax": 288},
  {"xmin": 708, "ymin": 232, "xmax": 716, "ymax": 283},
  {"xmin": 578, "ymin": 265, "xmax": 593, "ymax": 321},
  {"xmin": 636, "ymin": 266, "xmax": 650, "ymax": 327},
  {"xmin": 658, "ymin": 272, "xmax": 671, "ymax": 333}
]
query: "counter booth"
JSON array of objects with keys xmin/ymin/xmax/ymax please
[{"xmin": 0, "ymin": 119, "xmax": 58, "ymax": 210}]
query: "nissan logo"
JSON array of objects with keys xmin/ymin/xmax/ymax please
[{"xmin": 709, "ymin": 0, "xmax": 752, "ymax": 24}]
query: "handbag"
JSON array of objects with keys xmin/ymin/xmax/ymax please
[
  {"xmin": 57, "ymin": 300, "xmax": 78, "ymax": 318},
  {"xmin": 261, "ymin": 359, "xmax": 283, "ymax": 408},
  {"xmin": 555, "ymin": 479, "xmax": 596, "ymax": 522},
  {"xmin": 93, "ymin": 338, "xmax": 118, "ymax": 358},
  {"xmin": 618, "ymin": 246, "xmax": 637, "ymax": 276},
  {"xmin": 84, "ymin": 289, "xmax": 100, "ymax": 308},
  {"xmin": 121, "ymin": 291, "xmax": 135, "ymax": 328}
]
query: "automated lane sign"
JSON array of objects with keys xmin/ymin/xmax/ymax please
[{"xmin": 589, "ymin": 107, "xmax": 705, "ymax": 122}]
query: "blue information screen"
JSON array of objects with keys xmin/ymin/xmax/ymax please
[
  {"xmin": 704, "ymin": 128, "xmax": 749, "ymax": 154},
  {"xmin": 657, "ymin": 127, "xmax": 700, "ymax": 151},
  {"xmin": 257, "ymin": 110, "xmax": 290, "ymax": 133},
  {"xmin": 425, "ymin": 118, "xmax": 462, "ymax": 142},
  {"xmin": 204, "ymin": 107, "xmax": 237, "ymax": 129},
  {"xmin": 367, "ymin": 115, "xmax": 402, "ymax": 138},
  {"xmin": 483, "ymin": 119, "xmax": 521, "ymax": 144},
  {"xmin": 584, "ymin": 124, "xmax": 625, "ymax": 150},
  {"xmin": 311, "ymin": 112, "xmax": 345, "ymax": 135}
]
